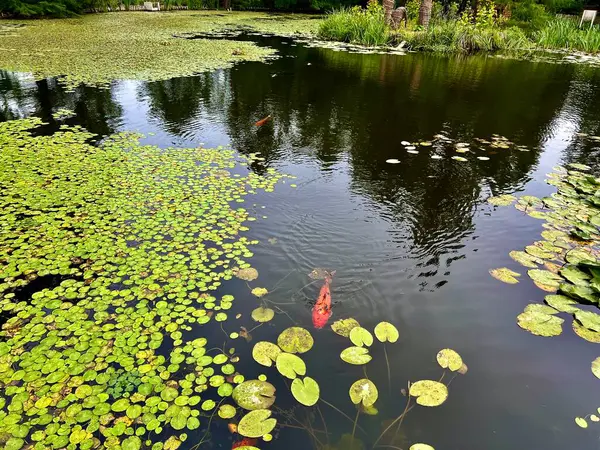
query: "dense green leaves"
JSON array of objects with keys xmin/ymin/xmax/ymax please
[{"xmin": 0, "ymin": 119, "xmax": 289, "ymax": 450}]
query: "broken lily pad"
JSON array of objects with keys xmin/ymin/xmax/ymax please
[
  {"xmin": 331, "ymin": 318, "xmax": 360, "ymax": 337},
  {"xmin": 489, "ymin": 267, "xmax": 521, "ymax": 284}
]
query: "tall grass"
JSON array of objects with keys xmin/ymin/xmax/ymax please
[
  {"xmin": 318, "ymin": 4, "xmax": 390, "ymax": 47},
  {"xmin": 536, "ymin": 18, "xmax": 600, "ymax": 53},
  {"xmin": 399, "ymin": 20, "xmax": 533, "ymax": 53}
]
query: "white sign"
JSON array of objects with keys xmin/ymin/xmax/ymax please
[{"xmin": 580, "ymin": 10, "xmax": 597, "ymax": 29}]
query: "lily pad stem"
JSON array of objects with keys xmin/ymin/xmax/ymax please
[
  {"xmin": 351, "ymin": 407, "xmax": 360, "ymax": 449},
  {"xmin": 320, "ymin": 398, "xmax": 367, "ymax": 435},
  {"xmin": 384, "ymin": 344, "xmax": 391, "ymax": 394}
]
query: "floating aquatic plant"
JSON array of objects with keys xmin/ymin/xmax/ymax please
[{"xmin": 0, "ymin": 117, "xmax": 290, "ymax": 450}]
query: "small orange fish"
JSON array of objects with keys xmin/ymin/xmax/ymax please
[
  {"xmin": 255, "ymin": 115, "xmax": 271, "ymax": 126},
  {"xmin": 232, "ymin": 438, "xmax": 258, "ymax": 449},
  {"xmin": 312, "ymin": 273, "xmax": 334, "ymax": 329}
]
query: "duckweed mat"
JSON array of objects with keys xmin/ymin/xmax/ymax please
[
  {"xmin": 0, "ymin": 116, "xmax": 289, "ymax": 450},
  {"xmin": 0, "ymin": 11, "xmax": 322, "ymax": 89}
]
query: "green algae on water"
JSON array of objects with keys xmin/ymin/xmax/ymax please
[{"xmin": 0, "ymin": 117, "xmax": 289, "ymax": 450}]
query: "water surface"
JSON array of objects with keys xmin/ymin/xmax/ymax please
[{"xmin": 2, "ymin": 37, "xmax": 600, "ymax": 450}]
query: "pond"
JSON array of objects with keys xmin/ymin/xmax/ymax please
[{"xmin": 2, "ymin": 35, "xmax": 600, "ymax": 450}]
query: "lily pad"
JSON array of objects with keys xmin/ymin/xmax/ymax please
[
  {"xmin": 291, "ymin": 376, "xmax": 320, "ymax": 406},
  {"xmin": 232, "ymin": 380, "xmax": 276, "ymax": 411},
  {"xmin": 349, "ymin": 327, "xmax": 373, "ymax": 347},
  {"xmin": 409, "ymin": 380, "xmax": 448, "ymax": 407},
  {"xmin": 218, "ymin": 404, "xmax": 237, "ymax": 419},
  {"xmin": 251, "ymin": 287, "xmax": 269, "ymax": 298},
  {"xmin": 528, "ymin": 269, "xmax": 563, "ymax": 290},
  {"xmin": 349, "ymin": 378, "xmax": 378, "ymax": 407},
  {"xmin": 509, "ymin": 250, "xmax": 541, "ymax": 268},
  {"xmin": 561, "ymin": 266, "xmax": 591, "ymax": 286},
  {"xmin": 275, "ymin": 353, "xmax": 306, "ymax": 379},
  {"xmin": 238, "ymin": 409, "xmax": 277, "ymax": 438},
  {"xmin": 489, "ymin": 267, "xmax": 521, "ymax": 284},
  {"xmin": 517, "ymin": 310, "xmax": 564, "ymax": 336},
  {"xmin": 374, "ymin": 322, "xmax": 399, "ymax": 343},
  {"xmin": 252, "ymin": 342, "xmax": 282, "ymax": 367},
  {"xmin": 545, "ymin": 295, "xmax": 580, "ymax": 314},
  {"xmin": 340, "ymin": 347, "xmax": 372, "ymax": 365},
  {"xmin": 575, "ymin": 310, "xmax": 600, "ymax": 332},
  {"xmin": 436, "ymin": 348, "xmax": 463, "ymax": 371},
  {"xmin": 251, "ymin": 307, "xmax": 274, "ymax": 323},
  {"xmin": 235, "ymin": 268, "xmax": 259, "ymax": 281},
  {"xmin": 576, "ymin": 417, "xmax": 588, "ymax": 428},
  {"xmin": 410, "ymin": 445, "xmax": 435, "ymax": 450},
  {"xmin": 572, "ymin": 321, "xmax": 600, "ymax": 343},
  {"xmin": 277, "ymin": 327, "xmax": 314, "ymax": 354},
  {"xmin": 488, "ymin": 194, "xmax": 516, "ymax": 206},
  {"xmin": 331, "ymin": 318, "xmax": 361, "ymax": 337},
  {"xmin": 592, "ymin": 357, "xmax": 600, "ymax": 379}
]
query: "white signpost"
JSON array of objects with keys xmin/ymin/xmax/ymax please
[{"xmin": 580, "ymin": 9, "xmax": 598, "ymax": 29}]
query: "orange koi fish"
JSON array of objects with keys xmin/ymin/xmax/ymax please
[
  {"xmin": 255, "ymin": 115, "xmax": 271, "ymax": 126},
  {"xmin": 312, "ymin": 273, "xmax": 334, "ymax": 329},
  {"xmin": 233, "ymin": 438, "xmax": 258, "ymax": 449}
]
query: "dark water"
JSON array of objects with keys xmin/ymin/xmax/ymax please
[{"xmin": 3, "ymin": 36, "xmax": 600, "ymax": 450}]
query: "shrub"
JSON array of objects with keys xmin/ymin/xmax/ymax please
[{"xmin": 318, "ymin": 1, "xmax": 390, "ymax": 46}]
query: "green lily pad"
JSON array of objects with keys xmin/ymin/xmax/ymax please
[
  {"xmin": 436, "ymin": 348, "xmax": 463, "ymax": 371},
  {"xmin": 251, "ymin": 307, "xmax": 274, "ymax": 323},
  {"xmin": 349, "ymin": 327, "xmax": 373, "ymax": 347},
  {"xmin": 561, "ymin": 283, "xmax": 598, "ymax": 303},
  {"xmin": 349, "ymin": 378, "xmax": 378, "ymax": 407},
  {"xmin": 277, "ymin": 327, "xmax": 314, "ymax": 354},
  {"xmin": 276, "ymin": 353, "xmax": 306, "ymax": 380},
  {"xmin": 252, "ymin": 342, "xmax": 282, "ymax": 367},
  {"xmin": 561, "ymin": 266, "xmax": 591, "ymax": 286},
  {"xmin": 374, "ymin": 322, "xmax": 399, "ymax": 343},
  {"xmin": 238, "ymin": 409, "xmax": 277, "ymax": 438},
  {"xmin": 409, "ymin": 380, "xmax": 448, "ymax": 407},
  {"xmin": 340, "ymin": 347, "xmax": 372, "ymax": 365},
  {"xmin": 575, "ymin": 310, "xmax": 600, "ymax": 332},
  {"xmin": 218, "ymin": 404, "xmax": 237, "ymax": 419},
  {"xmin": 331, "ymin": 318, "xmax": 360, "ymax": 337},
  {"xmin": 251, "ymin": 287, "xmax": 268, "ymax": 298},
  {"xmin": 524, "ymin": 303, "xmax": 559, "ymax": 315},
  {"xmin": 545, "ymin": 295, "xmax": 580, "ymax": 314},
  {"xmin": 232, "ymin": 380, "xmax": 276, "ymax": 410},
  {"xmin": 291, "ymin": 376, "xmax": 320, "ymax": 406},
  {"xmin": 572, "ymin": 321, "xmax": 600, "ymax": 343},
  {"xmin": 509, "ymin": 250, "xmax": 541, "ymax": 268},
  {"xmin": 489, "ymin": 267, "xmax": 520, "ymax": 284},
  {"xmin": 122, "ymin": 436, "xmax": 142, "ymax": 450},
  {"xmin": 488, "ymin": 194, "xmax": 516, "ymax": 206},
  {"xmin": 517, "ymin": 310, "xmax": 564, "ymax": 336},
  {"xmin": 592, "ymin": 357, "xmax": 600, "ymax": 379},
  {"xmin": 576, "ymin": 417, "xmax": 588, "ymax": 428},
  {"xmin": 410, "ymin": 445, "xmax": 435, "ymax": 450},
  {"xmin": 528, "ymin": 269, "xmax": 563, "ymax": 289}
]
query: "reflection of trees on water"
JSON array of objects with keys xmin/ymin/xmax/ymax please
[
  {"xmin": 5, "ymin": 47, "xmax": 600, "ymax": 269},
  {"xmin": 0, "ymin": 72, "xmax": 122, "ymax": 135}
]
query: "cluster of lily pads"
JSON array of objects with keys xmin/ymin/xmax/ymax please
[
  {"xmin": 237, "ymin": 313, "xmax": 466, "ymax": 450},
  {"xmin": 0, "ymin": 116, "xmax": 291, "ymax": 450},
  {"xmin": 486, "ymin": 159, "xmax": 600, "ymax": 429},
  {"xmin": 385, "ymin": 132, "xmax": 531, "ymax": 164}
]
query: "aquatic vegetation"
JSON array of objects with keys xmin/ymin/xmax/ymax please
[
  {"xmin": 487, "ymin": 155, "xmax": 600, "ymax": 426},
  {"xmin": 0, "ymin": 12, "xmax": 284, "ymax": 90},
  {"xmin": 0, "ymin": 117, "xmax": 290, "ymax": 450}
]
